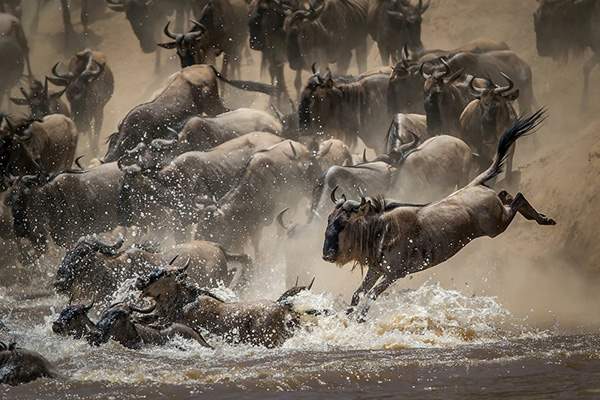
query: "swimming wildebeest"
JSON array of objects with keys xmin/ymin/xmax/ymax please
[
  {"xmin": 135, "ymin": 265, "xmax": 316, "ymax": 347},
  {"xmin": 10, "ymin": 78, "xmax": 70, "ymax": 120},
  {"xmin": 52, "ymin": 302, "xmax": 98, "ymax": 340},
  {"xmin": 0, "ymin": 342, "xmax": 57, "ymax": 385},
  {"xmin": 0, "ymin": 114, "xmax": 78, "ymax": 182},
  {"xmin": 322, "ymin": 110, "xmax": 555, "ymax": 319},
  {"xmin": 533, "ymin": 0, "xmax": 600, "ymax": 108},
  {"xmin": 88, "ymin": 302, "xmax": 212, "ymax": 349},
  {"xmin": 283, "ymin": 0, "xmax": 369, "ymax": 95},
  {"xmin": 48, "ymin": 49, "xmax": 114, "ymax": 155}
]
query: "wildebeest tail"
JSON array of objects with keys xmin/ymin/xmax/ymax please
[
  {"xmin": 223, "ymin": 249, "xmax": 253, "ymax": 290},
  {"xmin": 469, "ymin": 108, "xmax": 546, "ymax": 187},
  {"xmin": 209, "ymin": 65, "xmax": 276, "ymax": 96}
]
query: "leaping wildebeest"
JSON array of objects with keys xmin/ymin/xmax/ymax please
[
  {"xmin": 48, "ymin": 49, "xmax": 114, "ymax": 155},
  {"xmin": 322, "ymin": 110, "xmax": 555, "ymax": 319},
  {"xmin": 283, "ymin": 0, "xmax": 370, "ymax": 95},
  {"xmin": 533, "ymin": 0, "xmax": 600, "ymax": 109}
]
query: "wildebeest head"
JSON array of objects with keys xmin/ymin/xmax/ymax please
[
  {"xmin": 249, "ymin": 0, "xmax": 295, "ymax": 51},
  {"xmin": 52, "ymin": 302, "xmax": 96, "ymax": 339},
  {"xmin": 6, "ymin": 174, "xmax": 48, "ymax": 251},
  {"xmin": 388, "ymin": 46, "xmax": 424, "ymax": 114},
  {"xmin": 323, "ymin": 188, "xmax": 388, "ymax": 265},
  {"xmin": 10, "ymin": 79, "xmax": 66, "ymax": 120},
  {"xmin": 54, "ymin": 236, "xmax": 125, "ymax": 296},
  {"xmin": 421, "ymin": 58, "xmax": 465, "ymax": 135},
  {"xmin": 157, "ymin": 20, "xmax": 208, "ymax": 68},
  {"xmin": 277, "ymin": 276, "xmax": 315, "ymax": 304},
  {"xmin": 48, "ymin": 51, "xmax": 104, "ymax": 131},
  {"xmin": 135, "ymin": 256, "xmax": 189, "ymax": 300},
  {"xmin": 106, "ymin": 0, "xmax": 163, "ymax": 53},
  {"xmin": 88, "ymin": 302, "xmax": 155, "ymax": 347},
  {"xmin": 283, "ymin": 3, "xmax": 324, "ymax": 70},
  {"xmin": 298, "ymin": 66, "xmax": 343, "ymax": 133},
  {"xmin": 469, "ymin": 73, "xmax": 519, "ymax": 143},
  {"xmin": 386, "ymin": 0, "xmax": 429, "ymax": 54}
]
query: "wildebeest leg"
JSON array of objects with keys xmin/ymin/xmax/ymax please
[
  {"xmin": 378, "ymin": 43, "xmax": 389, "ymax": 66},
  {"xmin": 294, "ymin": 70, "xmax": 302, "ymax": 99},
  {"xmin": 582, "ymin": 52, "xmax": 600, "ymax": 111},
  {"xmin": 356, "ymin": 40, "xmax": 368, "ymax": 74},
  {"xmin": 499, "ymin": 192, "xmax": 556, "ymax": 231},
  {"xmin": 356, "ymin": 274, "xmax": 397, "ymax": 321},
  {"xmin": 81, "ymin": 0, "xmax": 90, "ymax": 34},
  {"xmin": 92, "ymin": 110, "xmax": 104, "ymax": 156},
  {"xmin": 60, "ymin": 0, "xmax": 75, "ymax": 50},
  {"xmin": 349, "ymin": 267, "xmax": 381, "ymax": 310}
]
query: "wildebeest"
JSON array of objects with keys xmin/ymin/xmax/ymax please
[
  {"xmin": 460, "ymin": 74, "xmax": 519, "ymax": 179},
  {"xmin": 106, "ymin": 0, "xmax": 188, "ymax": 69},
  {"xmin": 135, "ymin": 265, "xmax": 315, "ymax": 347},
  {"xmin": 322, "ymin": 110, "xmax": 555, "ymax": 319},
  {"xmin": 299, "ymin": 67, "xmax": 390, "ymax": 153},
  {"xmin": 0, "ymin": 342, "xmax": 57, "ymax": 385},
  {"xmin": 104, "ymin": 65, "xmax": 275, "ymax": 162},
  {"xmin": 0, "ymin": 114, "xmax": 78, "ymax": 182},
  {"xmin": 312, "ymin": 133, "xmax": 474, "ymax": 215},
  {"xmin": 118, "ymin": 132, "xmax": 284, "ymax": 223},
  {"xmin": 284, "ymin": 0, "xmax": 369, "ymax": 95},
  {"xmin": 48, "ymin": 49, "xmax": 114, "ymax": 155},
  {"xmin": 197, "ymin": 139, "xmax": 346, "ymax": 253},
  {"xmin": 0, "ymin": 12, "xmax": 29, "ymax": 106},
  {"xmin": 157, "ymin": 20, "xmax": 207, "ymax": 68},
  {"xmin": 52, "ymin": 302, "xmax": 98, "ymax": 340},
  {"xmin": 248, "ymin": 0, "xmax": 301, "ymax": 100},
  {"xmin": 443, "ymin": 51, "xmax": 536, "ymax": 115},
  {"xmin": 533, "ymin": 0, "xmax": 600, "ymax": 108},
  {"xmin": 54, "ymin": 236, "xmax": 162, "ymax": 303},
  {"xmin": 187, "ymin": 0, "xmax": 250, "ymax": 78},
  {"xmin": 368, "ymin": 0, "xmax": 429, "ymax": 64},
  {"xmin": 88, "ymin": 302, "xmax": 212, "ymax": 349},
  {"xmin": 176, "ymin": 108, "xmax": 283, "ymax": 154},
  {"xmin": 10, "ymin": 78, "xmax": 70, "ymax": 120}
]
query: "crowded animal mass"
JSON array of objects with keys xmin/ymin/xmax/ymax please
[{"xmin": 0, "ymin": 0, "xmax": 599, "ymax": 398}]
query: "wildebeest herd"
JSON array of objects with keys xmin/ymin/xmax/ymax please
[{"xmin": 4, "ymin": 0, "xmax": 595, "ymax": 386}]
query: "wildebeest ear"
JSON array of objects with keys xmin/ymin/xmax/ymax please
[
  {"xmin": 503, "ymin": 89, "xmax": 520, "ymax": 101},
  {"xmin": 9, "ymin": 97, "xmax": 28, "ymax": 106},
  {"xmin": 157, "ymin": 41, "xmax": 178, "ymax": 50}
]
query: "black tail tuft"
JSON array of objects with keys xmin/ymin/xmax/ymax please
[{"xmin": 471, "ymin": 108, "xmax": 547, "ymax": 187}]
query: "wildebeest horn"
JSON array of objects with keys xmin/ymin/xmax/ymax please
[
  {"xmin": 401, "ymin": 45, "xmax": 410, "ymax": 68},
  {"xmin": 495, "ymin": 72, "xmax": 515, "ymax": 95},
  {"xmin": 190, "ymin": 19, "xmax": 207, "ymax": 35},
  {"xmin": 163, "ymin": 20, "xmax": 178, "ymax": 39},
  {"xmin": 74, "ymin": 155, "xmax": 85, "ymax": 170},
  {"xmin": 311, "ymin": 62, "xmax": 319, "ymax": 75},
  {"xmin": 308, "ymin": 277, "xmax": 315, "ymax": 290},
  {"xmin": 469, "ymin": 76, "xmax": 485, "ymax": 97},
  {"xmin": 83, "ymin": 57, "xmax": 104, "ymax": 78},
  {"xmin": 166, "ymin": 126, "xmax": 179, "ymax": 140},
  {"xmin": 129, "ymin": 302, "xmax": 156, "ymax": 314},
  {"xmin": 19, "ymin": 87, "xmax": 30, "ymax": 100},
  {"xmin": 177, "ymin": 257, "xmax": 190, "ymax": 274},
  {"xmin": 330, "ymin": 185, "xmax": 339, "ymax": 203},
  {"xmin": 84, "ymin": 300, "xmax": 95, "ymax": 312},
  {"xmin": 106, "ymin": 0, "xmax": 126, "ymax": 12},
  {"xmin": 276, "ymin": 208, "xmax": 291, "ymax": 231},
  {"xmin": 168, "ymin": 255, "xmax": 179, "ymax": 265},
  {"xmin": 439, "ymin": 58, "xmax": 451, "ymax": 78},
  {"xmin": 362, "ymin": 149, "xmax": 368, "ymax": 163},
  {"xmin": 418, "ymin": 0, "xmax": 430, "ymax": 14},
  {"xmin": 289, "ymin": 142, "xmax": 298, "ymax": 159},
  {"xmin": 419, "ymin": 63, "xmax": 432, "ymax": 80},
  {"xmin": 51, "ymin": 62, "xmax": 75, "ymax": 81}
]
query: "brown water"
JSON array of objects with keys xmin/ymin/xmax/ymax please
[{"xmin": 2, "ymin": 276, "xmax": 600, "ymax": 400}]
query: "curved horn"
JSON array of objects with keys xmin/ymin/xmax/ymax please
[
  {"xmin": 74, "ymin": 155, "xmax": 85, "ymax": 170},
  {"xmin": 401, "ymin": 45, "xmax": 410, "ymax": 68},
  {"xmin": 168, "ymin": 255, "xmax": 179, "ymax": 265},
  {"xmin": 419, "ymin": 62, "xmax": 432, "ymax": 80},
  {"xmin": 51, "ymin": 62, "xmax": 74, "ymax": 80},
  {"xmin": 289, "ymin": 142, "xmax": 298, "ymax": 159},
  {"xmin": 129, "ymin": 302, "xmax": 156, "ymax": 314},
  {"xmin": 439, "ymin": 58, "xmax": 451, "ymax": 78},
  {"xmin": 177, "ymin": 257, "xmax": 190, "ymax": 274},
  {"xmin": 495, "ymin": 72, "xmax": 515, "ymax": 95},
  {"xmin": 163, "ymin": 20, "xmax": 178, "ymax": 39},
  {"xmin": 276, "ymin": 208, "xmax": 291, "ymax": 231},
  {"xmin": 469, "ymin": 76, "xmax": 485, "ymax": 96},
  {"xmin": 419, "ymin": 0, "xmax": 430, "ymax": 14},
  {"xmin": 83, "ymin": 300, "xmax": 95, "ymax": 312},
  {"xmin": 311, "ymin": 62, "xmax": 319, "ymax": 75},
  {"xmin": 362, "ymin": 149, "xmax": 368, "ymax": 163},
  {"xmin": 330, "ymin": 185, "xmax": 339, "ymax": 204},
  {"xmin": 307, "ymin": 276, "xmax": 315, "ymax": 290}
]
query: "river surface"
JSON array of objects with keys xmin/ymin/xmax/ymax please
[{"xmin": 2, "ymin": 276, "xmax": 599, "ymax": 400}]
